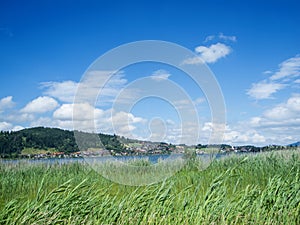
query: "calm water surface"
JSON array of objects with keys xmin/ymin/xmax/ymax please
[{"xmin": 1, "ymin": 152, "xmax": 256, "ymax": 165}]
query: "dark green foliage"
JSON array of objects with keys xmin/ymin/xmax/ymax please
[
  {"xmin": 0, "ymin": 127, "xmax": 124, "ymax": 157},
  {"xmin": 18, "ymin": 127, "xmax": 77, "ymax": 153}
]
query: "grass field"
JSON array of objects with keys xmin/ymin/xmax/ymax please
[{"xmin": 0, "ymin": 150, "xmax": 299, "ymax": 224}]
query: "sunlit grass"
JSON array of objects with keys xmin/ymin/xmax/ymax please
[{"xmin": 0, "ymin": 150, "xmax": 299, "ymax": 224}]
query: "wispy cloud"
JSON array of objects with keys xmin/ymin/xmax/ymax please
[
  {"xmin": 150, "ymin": 70, "xmax": 171, "ymax": 81},
  {"xmin": 270, "ymin": 55, "xmax": 300, "ymax": 81},
  {"xmin": 219, "ymin": 33, "xmax": 237, "ymax": 42},
  {"xmin": 294, "ymin": 79, "xmax": 300, "ymax": 84},
  {"xmin": 247, "ymin": 55, "xmax": 300, "ymax": 100},
  {"xmin": 204, "ymin": 33, "xmax": 237, "ymax": 43},
  {"xmin": 41, "ymin": 80, "xmax": 78, "ymax": 103},
  {"xmin": 263, "ymin": 70, "xmax": 272, "ymax": 74},
  {"xmin": 204, "ymin": 35, "xmax": 215, "ymax": 43},
  {"xmin": 247, "ymin": 81, "xmax": 285, "ymax": 99}
]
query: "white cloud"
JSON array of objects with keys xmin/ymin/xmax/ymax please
[
  {"xmin": 54, "ymin": 103, "xmax": 104, "ymax": 121},
  {"xmin": 109, "ymin": 110, "xmax": 145, "ymax": 124},
  {"xmin": 195, "ymin": 43, "xmax": 231, "ymax": 63},
  {"xmin": 21, "ymin": 96, "xmax": 59, "ymax": 114},
  {"xmin": 201, "ymin": 122, "xmax": 266, "ymax": 145},
  {"xmin": 245, "ymin": 95, "xmax": 300, "ymax": 144},
  {"xmin": 182, "ymin": 56, "xmax": 205, "ymax": 65},
  {"xmin": 263, "ymin": 106, "xmax": 292, "ymax": 120},
  {"xmin": 218, "ymin": 33, "xmax": 237, "ymax": 42},
  {"xmin": 143, "ymin": 120, "xmax": 201, "ymax": 145},
  {"xmin": 30, "ymin": 117, "xmax": 53, "ymax": 128},
  {"xmin": 0, "ymin": 96, "xmax": 15, "ymax": 112},
  {"xmin": 41, "ymin": 80, "xmax": 78, "ymax": 103},
  {"xmin": 263, "ymin": 95, "xmax": 300, "ymax": 121},
  {"xmin": 41, "ymin": 71, "xmax": 127, "ymax": 106},
  {"xmin": 270, "ymin": 55, "xmax": 300, "ymax": 81},
  {"xmin": 286, "ymin": 95, "xmax": 300, "ymax": 111},
  {"xmin": 247, "ymin": 81, "xmax": 285, "ymax": 99},
  {"xmin": 294, "ymin": 79, "xmax": 300, "ymax": 84},
  {"xmin": 223, "ymin": 129, "xmax": 265, "ymax": 144},
  {"xmin": 263, "ymin": 70, "xmax": 273, "ymax": 75},
  {"xmin": 0, "ymin": 121, "xmax": 13, "ymax": 130},
  {"xmin": 183, "ymin": 43, "xmax": 232, "ymax": 64},
  {"xmin": 106, "ymin": 110, "xmax": 146, "ymax": 137},
  {"xmin": 51, "ymin": 103, "xmax": 147, "ymax": 136},
  {"xmin": 204, "ymin": 35, "xmax": 215, "ymax": 43},
  {"xmin": 248, "ymin": 55, "xmax": 300, "ymax": 100},
  {"xmin": 12, "ymin": 125, "xmax": 24, "ymax": 131},
  {"xmin": 150, "ymin": 70, "xmax": 171, "ymax": 81},
  {"xmin": 204, "ymin": 33, "xmax": 237, "ymax": 43},
  {"xmin": 0, "ymin": 121, "xmax": 23, "ymax": 131},
  {"xmin": 53, "ymin": 104, "xmax": 74, "ymax": 121},
  {"xmin": 8, "ymin": 113, "xmax": 35, "ymax": 123}
]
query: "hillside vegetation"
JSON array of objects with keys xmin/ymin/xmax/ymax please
[{"xmin": 0, "ymin": 127, "xmax": 123, "ymax": 158}]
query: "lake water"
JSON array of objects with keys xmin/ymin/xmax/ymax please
[{"xmin": 0, "ymin": 152, "xmax": 255, "ymax": 165}]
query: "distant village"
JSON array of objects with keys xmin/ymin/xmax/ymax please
[
  {"xmin": 2, "ymin": 127, "xmax": 298, "ymax": 159},
  {"xmin": 21, "ymin": 141, "xmax": 297, "ymax": 159}
]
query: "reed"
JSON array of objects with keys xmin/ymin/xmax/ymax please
[{"xmin": 0, "ymin": 150, "xmax": 299, "ymax": 224}]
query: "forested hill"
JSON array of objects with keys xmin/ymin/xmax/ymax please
[{"xmin": 0, "ymin": 127, "xmax": 123, "ymax": 158}]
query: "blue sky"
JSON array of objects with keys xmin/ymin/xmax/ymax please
[{"xmin": 1, "ymin": 0, "xmax": 300, "ymax": 146}]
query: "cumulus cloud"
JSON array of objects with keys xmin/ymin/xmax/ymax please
[
  {"xmin": 245, "ymin": 95, "xmax": 300, "ymax": 144},
  {"xmin": 7, "ymin": 113, "xmax": 35, "ymax": 123},
  {"xmin": 0, "ymin": 121, "xmax": 24, "ymax": 131},
  {"xmin": 0, "ymin": 96, "xmax": 15, "ymax": 112},
  {"xmin": 247, "ymin": 81, "xmax": 285, "ymax": 99},
  {"xmin": 107, "ymin": 110, "xmax": 146, "ymax": 136},
  {"xmin": 223, "ymin": 129, "xmax": 265, "ymax": 144},
  {"xmin": 183, "ymin": 43, "xmax": 231, "ymax": 64},
  {"xmin": 263, "ymin": 95, "xmax": 300, "ymax": 121},
  {"xmin": 54, "ymin": 103, "xmax": 104, "ymax": 121},
  {"xmin": 12, "ymin": 125, "xmax": 25, "ymax": 131},
  {"xmin": 0, "ymin": 121, "xmax": 13, "ymax": 130},
  {"xmin": 195, "ymin": 43, "xmax": 231, "ymax": 63},
  {"xmin": 51, "ymin": 102, "xmax": 147, "ymax": 136},
  {"xmin": 41, "ymin": 70, "xmax": 127, "ymax": 106},
  {"xmin": 201, "ymin": 122, "xmax": 266, "ymax": 145},
  {"xmin": 30, "ymin": 117, "xmax": 53, "ymax": 128},
  {"xmin": 21, "ymin": 96, "xmax": 59, "ymax": 114}
]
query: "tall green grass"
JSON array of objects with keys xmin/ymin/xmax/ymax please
[{"xmin": 0, "ymin": 150, "xmax": 299, "ymax": 224}]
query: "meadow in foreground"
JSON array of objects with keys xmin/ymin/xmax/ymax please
[{"xmin": 0, "ymin": 150, "xmax": 299, "ymax": 224}]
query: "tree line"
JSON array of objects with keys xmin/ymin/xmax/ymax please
[{"xmin": 0, "ymin": 127, "xmax": 124, "ymax": 158}]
